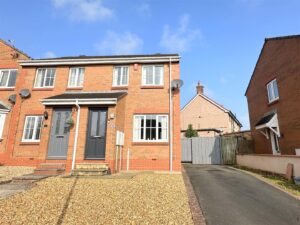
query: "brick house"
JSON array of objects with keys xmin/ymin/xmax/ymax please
[
  {"xmin": 0, "ymin": 44, "xmax": 181, "ymax": 173},
  {"xmin": 0, "ymin": 40, "xmax": 31, "ymax": 164},
  {"xmin": 246, "ymin": 35, "xmax": 300, "ymax": 155},
  {"xmin": 181, "ymin": 82, "xmax": 241, "ymax": 137}
]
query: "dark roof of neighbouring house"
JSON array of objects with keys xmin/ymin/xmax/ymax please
[
  {"xmin": 44, "ymin": 91, "xmax": 127, "ymax": 100},
  {"xmin": 36, "ymin": 53, "xmax": 179, "ymax": 60},
  {"xmin": 255, "ymin": 112, "xmax": 275, "ymax": 127},
  {"xmin": 0, "ymin": 103, "xmax": 10, "ymax": 111},
  {"xmin": 0, "ymin": 39, "xmax": 31, "ymax": 59},
  {"xmin": 245, "ymin": 34, "xmax": 300, "ymax": 95}
]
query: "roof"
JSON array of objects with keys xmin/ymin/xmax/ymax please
[
  {"xmin": 181, "ymin": 93, "xmax": 242, "ymax": 127},
  {"xmin": 44, "ymin": 91, "xmax": 127, "ymax": 100},
  {"xmin": 0, "ymin": 102, "xmax": 10, "ymax": 112},
  {"xmin": 19, "ymin": 54, "xmax": 180, "ymax": 66},
  {"xmin": 0, "ymin": 39, "xmax": 31, "ymax": 59},
  {"xmin": 245, "ymin": 34, "xmax": 300, "ymax": 95},
  {"xmin": 38, "ymin": 53, "xmax": 179, "ymax": 60},
  {"xmin": 255, "ymin": 112, "xmax": 275, "ymax": 127}
]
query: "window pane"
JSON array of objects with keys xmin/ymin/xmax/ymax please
[
  {"xmin": 7, "ymin": 70, "xmax": 17, "ymax": 87},
  {"xmin": 154, "ymin": 66, "xmax": 163, "ymax": 85},
  {"xmin": 78, "ymin": 68, "xmax": 85, "ymax": 86},
  {"xmin": 273, "ymin": 80, "xmax": 279, "ymax": 99},
  {"xmin": 55, "ymin": 112, "xmax": 61, "ymax": 135},
  {"xmin": 99, "ymin": 111, "xmax": 106, "ymax": 136},
  {"xmin": 69, "ymin": 68, "xmax": 77, "ymax": 86},
  {"xmin": 34, "ymin": 117, "xmax": 43, "ymax": 140},
  {"xmin": 28, "ymin": 117, "xmax": 35, "ymax": 139},
  {"xmin": 121, "ymin": 67, "xmax": 128, "ymax": 85},
  {"xmin": 35, "ymin": 69, "xmax": 45, "ymax": 87},
  {"xmin": 90, "ymin": 111, "xmax": 98, "ymax": 136},
  {"xmin": 144, "ymin": 66, "xmax": 153, "ymax": 85},
  {"xmin": 0, "ymin": 71, "xmax": 9, "ymax": 87},
  {"xmin": 267, "ymin": 83, "xmax": 274, "ymax": 102},
  {"xmin": 45, "ymin": 69, "xmax": 55, "ymax": 87}
]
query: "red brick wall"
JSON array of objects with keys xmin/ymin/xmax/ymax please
[
  {"xmin": 246, "ymin": 37, "xmax": 300, "ymax": 155},
  {"xmin": 0, "ymin": 41, "xmax": 30, "ymax": 164},
  {"xmin": 1, "ymin": 60, "xmax": 181, "ymax": 172}
]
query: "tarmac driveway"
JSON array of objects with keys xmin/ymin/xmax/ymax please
[{"xmin": 184, "ymin": 164, "xmax": 300, "ymax": 225}]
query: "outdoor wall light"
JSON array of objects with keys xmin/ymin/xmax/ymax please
[{"xmin": 44, "ymin": 111, "xmax": 49, "ymax": 120}]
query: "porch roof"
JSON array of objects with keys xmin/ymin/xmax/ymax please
[
  {"xmin": 0, "ymin": 102, "xmax": 10, "ymax": 113},
  {"xmin": 255, "ymin": 112, "xmax": 280, "ymax": 137},
  {"xmin": 41, "ymin": 91, "xmax": 127, "ymax": 106}
]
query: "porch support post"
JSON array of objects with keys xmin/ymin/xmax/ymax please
[{"xmin": 71, "ymin": 100, "xmax": 80, "ymax": 172}]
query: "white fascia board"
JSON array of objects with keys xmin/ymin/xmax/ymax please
[
  {"xmin": 41, "ymin": 98, "xmax": 117, "ymax": 105},
  {"xmin": 19, "ymin": 56, "xmax": 180, "ymax": 66},
  {"xmin": 255, "ymin": 113, "xmax": 280, "ymax": 137},
  {"xmin": 0, "ymin": 109, "xmax": 9, "ymax": 113}
]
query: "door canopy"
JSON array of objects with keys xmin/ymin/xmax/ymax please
[{"xmin": 255, "ymin": 112, "xmax": 280, "ymax": 138}]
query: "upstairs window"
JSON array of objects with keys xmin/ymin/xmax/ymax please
[
  {"xmin": 68, "ymin": 67, "xmax": 85, "ymax": 87},
  {"xmin": 34, "ymin": 68, "xmax": 56, "ymax": 88},
  {"xmin": 267, "ymin": 79, "xmax": 279, "ymax": 103},
  {"xmin": 142, "ymin": 65, "xmax": 164, "ymax": 86},
  {"xmin": 113, "ymin": 66, "xmax": 129, "ymax": 86},
  {"xmin": 0, "ymin": 69, "xmax": 18, "ymax": 88},
  {"xmin": 133, "ymin": 115, "xmax": 168, "ymax": 142}
]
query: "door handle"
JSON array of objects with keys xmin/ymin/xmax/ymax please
[{"xmin": 56, "ymin": 135, "xmax": 64, "ymax": 138}]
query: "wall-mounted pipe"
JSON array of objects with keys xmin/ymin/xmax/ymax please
[
  {"xmin": 169, "ymin": 58, "xmax": 173, "ymax": 172},
  {"xmin": 71, "ymin": 100, "xmax": 80, "ymax": 172}
]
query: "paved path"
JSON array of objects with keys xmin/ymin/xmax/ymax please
[{"xmin": 184, "ymin": 164, "xmax": 300, "ymax": 225}]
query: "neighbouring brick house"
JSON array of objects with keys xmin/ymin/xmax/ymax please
[
  {"xmin": 246, "ymin": 35, "xmax": 300, "ymax": 155},
  {"xmin": 181, "ymin": 82, "xmax": 242, "ymax": 137},
  {"xmin": 0, "ymin": 40, "xmax": 31, "ymax": 164},
  {"xmin": 0, "ymin": 42, "xmax": 181, "ymax": 173}
]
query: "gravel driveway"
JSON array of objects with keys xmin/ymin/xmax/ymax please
[
  {"xmin": 0, "ymin": 173, "xmax": 193, "ymax": 225},
  {"xmin": 184, "ymin": 164, "xmax": 300, "ymax": 225},
  {"xmin": 0, "ymin": 166, "xmax": 34, "ymax": 183}
]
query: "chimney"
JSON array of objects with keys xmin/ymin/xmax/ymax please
[{"xmin": 196, "ymin": 81, "xmax": 204, "ymax": 95}]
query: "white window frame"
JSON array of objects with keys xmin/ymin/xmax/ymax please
[
  {"xmin": 0, "ymin": 69, "xmax": 18, "ymax": 88},
  {"xmin": 22, "ymin": 116, "xmax": 43, "ymax": 142},
  {"xmin": 68, "ymin": 67, "xmax": 85, "ymax": 88},
  {"xmin": 112, "ymin": 66, "xmax": 129, "ymax": 87},
  {"xmin": 34, "ymin": 68, "xmax": 56, "ymax": 88},
  {"xmin": 267, "ymin": 79, "xmax": 279, "ymax": 103},
  {"xmin": 0, "ymin": 112, "xmax": 7, "ymax": 138},
  {"xmin": 133, "ymin": 114, "xmax": 168, "ymax": 142},
  {"xmin": 141, "ymin": 65, "xmax": 164, "ymax": 86}
]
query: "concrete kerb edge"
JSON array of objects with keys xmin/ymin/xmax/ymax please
[
  {"xmin": 181, "ymin": 166, "xmax": 206, "ymax": 225},
  {"xmin": 229, "ymin": 166, "xmax": 300, "ymax": 201}
]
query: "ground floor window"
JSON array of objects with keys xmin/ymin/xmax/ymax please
[
  {"xmin": 0, "ymin": 113, "xmax": 6, "ymax": 138},
  {"xmin": 133, "ymin": 114, "xmax": 168, "ymax": 142},
  {"xmin": 22, "ymin": 116, "xmax": 43, "ymax": 142}
]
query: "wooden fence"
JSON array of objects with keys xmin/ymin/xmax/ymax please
[{"xmin": 182, "ymin": 136, "xmax": 253, "ymax": 165}]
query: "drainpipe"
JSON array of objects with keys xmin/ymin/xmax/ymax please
[
  {"xmin": 169, "ymin": 58, "xmax": 173, "ymax": 173},
  {"xmin": 71, "ymin": 100, "xmax": 80, "ymax": 172}
]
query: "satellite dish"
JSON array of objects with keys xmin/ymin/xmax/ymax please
[
  {"xmin": 8, "ymin": 94, "xmax": 16, "ymax": 103},
  {"xmin": 171, "ymin": 79, "xmax": 184, "ymax": 91},
  {"xmin": 19, "ymin": 89, "xmax": 31, "ymax": 98}
]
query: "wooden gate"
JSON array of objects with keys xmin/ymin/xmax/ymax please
[
  {"xmin": 181, "ymin": 137, "xmax": 222, "ymax": 164},
  {"xmin": 181, "ymin": 136, "xmax": 251, "ymax": 165}
]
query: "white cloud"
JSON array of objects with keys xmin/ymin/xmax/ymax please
[
  {"xmin": 160, "ymin": 14, "xmax": 201, "ymax": 52},
  {"xmin": 95, "ymin": 31, "xmax": 143, "ymax": 55},
  {"xmin": 137, "ymin": 3, "xmax": 151, "ymax": 17},
  {"xmin": 52, "ymin": 0, "xmax": 113, "ymax": 22},
  {"xmin": 44, "ymin": 51, "xmax": 56, "ymax": 58}
]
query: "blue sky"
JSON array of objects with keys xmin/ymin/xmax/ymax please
[{"xmin": 1, "ymin": 0, "xmax": 300, "ymax": 129}]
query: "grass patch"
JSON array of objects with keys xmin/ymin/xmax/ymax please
[{"xmin": 235, "ymin": 165, "xmax": 300, "ymax": 197}]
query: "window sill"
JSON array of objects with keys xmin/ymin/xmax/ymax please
[
  {"xmin": 20, "ymin": 142, "xmax": 40, "ymax": 145},
  {"xmin": 268, "ymin": 99, "xmax": 279, "ymax": 106},
  {"xmin": 32, "ymin": 88, "xmax": 54, "ymax": 91},
  {"xmin": 0, "ymin": 87, "xmax": 14, "ymax": 91},
  {"xmin": 66, "ymin": 87, "xmax": 83, "ymax": 90},
  {"xmin": 111, "ymin": 86, "xmax": 128, "ymax": 90},
  {"xmin": 140, "ymin": 86, "xmax": 164, "ymax": 89},
  {"xmin": 132, "ymin": 142, "xmax": 169, "ymax": 146}
]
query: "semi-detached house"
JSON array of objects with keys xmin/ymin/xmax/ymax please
[{"xmin": 0, "ymin": 40, "xmax": 181, "ymax": 173}]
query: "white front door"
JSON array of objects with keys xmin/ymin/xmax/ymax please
[{"xmin": 270, "ymin": 130, "xmax": 280, "ymax": 155}]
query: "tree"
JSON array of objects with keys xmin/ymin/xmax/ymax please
[{"xmin": 185, "ymin": 124, "xmax": 198, "ymax": 138}]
